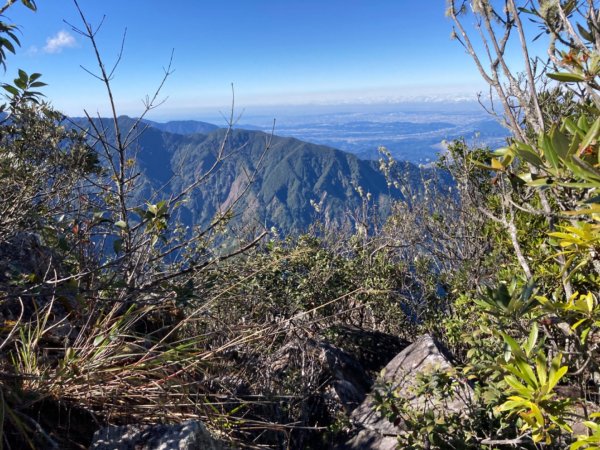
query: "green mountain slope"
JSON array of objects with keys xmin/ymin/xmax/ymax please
[
  {"xmin": 78, "ymin": 117, "xmax": 434, "ymax": 234},
  {"xmin": 167, "ymin": 128, "xmax": 409, "ymax": 232}
]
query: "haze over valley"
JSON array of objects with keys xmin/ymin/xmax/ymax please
[{"xmin": 225, "ymin": 102, "xmax": 509, "ymax": 163}]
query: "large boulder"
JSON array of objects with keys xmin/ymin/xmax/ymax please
[
  {"xmin": 345, "ymin": 334, "xmax": 472, "ymax": 449},
  {"xmin": 89, "ymin": 421, "xmax": 231, "ymax": 450}
]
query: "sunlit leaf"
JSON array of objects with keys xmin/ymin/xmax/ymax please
[{"xmin": 547, "ymin": 72, "xmax": 587, "ymax": 82}]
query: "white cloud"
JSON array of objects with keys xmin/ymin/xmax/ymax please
[{"xmin": 43, "ymin": 30, "xmax": 77, "ymax": 54}]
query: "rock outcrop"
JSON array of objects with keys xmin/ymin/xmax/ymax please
[{"xmin": 345, "ymin": 334, "xmax": 472, "ymax": 449}]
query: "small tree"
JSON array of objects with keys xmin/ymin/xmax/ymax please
[
  {"xmin": 440, "ymin": 1, "xmax": 600, "ymax": 447},
  {"xmin": 370, "ymin": 2, "xmax": 600, "ymax": 448}
]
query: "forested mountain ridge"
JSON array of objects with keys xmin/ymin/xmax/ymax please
[
  {"xmin": 76, "ymin": 116, "xmax": 433, "ymax": 234},
  {"xmin": 164, "ymin": 126, "xmax": 414, "ymax": 232},
  {"xmin": 142, "ymin": 118, "xmax": 219, "ymax": 135}
]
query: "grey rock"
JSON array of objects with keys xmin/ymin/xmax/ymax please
[
  {"xmin": 346, "ymin": 334, "xmax": 472, "ymax": 449},
  {"xmin": 343, "ymin": 429, "xmax": 399, "ymax": 450},
  {"xmin": 89, "ymin": 420, "xmax": 232, "ymax": 450}
]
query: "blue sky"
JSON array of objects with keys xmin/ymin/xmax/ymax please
[{"xmin": 2, "ymin": 1, "xmax": 523, "ymax": 121}]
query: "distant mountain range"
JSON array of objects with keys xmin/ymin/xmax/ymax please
[
  {"xmin": 75, "ymin": 117, "xmax": 446, "ymax": 234},
  {"xmin": 142, "ymin": 119, "xmax": 219, "ymax": 135}
]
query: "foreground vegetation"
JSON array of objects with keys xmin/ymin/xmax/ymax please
[{"xmin": 0, "ymin": 0, "xmax": 600, "ymax": 449}]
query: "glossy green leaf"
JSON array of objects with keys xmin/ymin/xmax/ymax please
[
  {"xmin": 0, "ymin": 38, "xmax": 15, "ymax": 54},
  {"xmin": 547, "ymin": 72, "xmax": 587, "ymax": 82},
  {"xmin": 1, "ymin": 84, "xmax": 18, "ymax": 96},
  {"xmin": 516, "ymin": 358, "xmax": 538, "ymax": 388},
  {"xmin": 535, "ymin": 352, "xmax": 548, "ymax": 386},
  {"xmin": 578, "ymin": 117, "xmax": 600, "ymax": 156},
  {"xmin": 504, "ymin": 376, "xmax": 533, "ymax": 397},
  {"xmin": 524, "ymin": 323, "xmax": 538, "ymax": 357},
  {"xmin": 541, "ymin": 133, "xmax": 560, "ymax": 170},
  {"xmin": 551, "ymin": 126, "xmax": 570, "ymax": 159},
  {"xmin": 500, "ymin": 332, "xmax": 527, "ymax": 360},
  {"xmin": 514, "ymin": 141, "xmax": 543, "ymax": 166},
  {"xmin": 563, "ymin": 117, "xmax": 579, "ymax": 135},
  {"xmin": 578, "ymin": 114, "xmax": 590, "ymax": 132},
  {"xmin": 548, "ymin": 354, "xmax": 568, "ymax": 391},
  {"xmin": 577, "ymin": 23, "xmax": 594, "ymax": 42}
]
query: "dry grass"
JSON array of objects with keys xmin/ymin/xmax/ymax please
[{"xmin": 0, "ymin": 246, "xmax": 383, "ymax": 449}]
